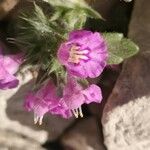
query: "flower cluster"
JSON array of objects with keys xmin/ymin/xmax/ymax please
[
  {"xmin": 0, "ymin": 30, "xmax": 108, "ymax": 124},
  {"xmin": 0, "ymin": 0, "xmax": 138, "ymax": 127},
  {"xmin": 24, "ymin": 81, "xmax": 72, "ymax": 125},
  {"xmin": 24, "ymin": 30, "xmax": 108, "ymax": 124}
]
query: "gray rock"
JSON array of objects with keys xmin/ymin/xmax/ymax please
[
  {"xmin": 61, "ymin": 117, "xmax": 106, "ymax": 150},
  {"xmin": 0, "ymin": 129, "xmax": 45, "ymax": 150},
  {"xmin": 0, "ymin": 0, "xmax": 20, "ymax": 20},
  {"xmin": 102, "ymin": 0, "xmax": 150, "ymax": 149}
]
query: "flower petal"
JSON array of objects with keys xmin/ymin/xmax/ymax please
[
  {"xmin": 57, "ymin": 43, "xmax": 70, "ymax": 65},
  {"xmin": 82, "ymin": 84, "xmax": 102, "ymax": 104},
  {"xmin": 3, "ymin": 53, "xmax": 23, "ymax": 74},
  {"xmin": 0, "ymin": 64, "xmax": 19, "ymax": 89}
]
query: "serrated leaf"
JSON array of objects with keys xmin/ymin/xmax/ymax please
[{"xmin": 103, "ymin": 33, "xmax": 139, "ymax": 64}]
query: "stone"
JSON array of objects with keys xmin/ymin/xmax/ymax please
[
  {"xmin": 0, "ymin": 0, "xmax": 20, "ymax": 20},
  {"xmin": 0, "ymin": 129, "xmax": 45, "ymax": 150},
  {"xmin": 88, "ymin": 0, "xmax": 118, "ymax": 19},
  {"xmin": 102, "ymin": 0, "xmax": 150, "ymax": 149},
  {"xmin": 60, "ymin": 117, "xmax": 106, "ymax": 150}
]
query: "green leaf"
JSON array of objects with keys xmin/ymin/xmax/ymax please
[
  {"xmin": 43, "ymin": 0, "xmax": 102, "ymax": 31},
  {"xmin": 103, "ymin": 33, "xmax": 123, "ymax": 41},
  {"xmin": 103, "ymin": 33, "xmax": 139, "ymax": 64},
  {"xmin": 107, "ymin": 52, "xmax": 123, "ymax": 64},
  {"xmin": 83, "ymin": 7, "xmax": 102, "ymax": 19},
  {"xmin": 77, "ymin": 79, "xmax": 89, "ymax": 87},
  {"xmin": 48, "ymin": 58, "xmax": 65, "ymax": 75},
  {"xmin": 63, "ymin": 9, "xmax": 87, "ymax": 30},
  {"xmin": 118, "ymin": 39, "xmax": 139, "ymax": 59},
  {"xmin": 34, "ymin": 2, "xmax": 47, "ymax": 22},
  {"xmin": 43, "ymin": 0, "xmax": 89, "ymax": 9},
  {"xmin": 43, "ymin": 0, "xmax": 102, "ymax": 19}
]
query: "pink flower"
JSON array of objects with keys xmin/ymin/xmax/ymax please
[
  {"xmin": 24, "ymin": 81, "xmax": 72, "ymax": 125},
  {"xmin": 57, "ymin": 30, "xmax": 108, "ymax": 78},
  {"xmin": 0, "ymin": 48, "xmax": 23, "ymax": 89},
  {"xmin": 50, "ymin": 100, "xmax": 72, "ymax": 119},
  {"xmin": 61, "ymin": 75, "xmax": 102, "ymax": 118}
]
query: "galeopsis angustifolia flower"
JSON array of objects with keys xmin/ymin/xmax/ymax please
[
  {"xmin": 24, "ymin": 81, "xmax": 72, "ymax": 125},
  {"xmin": 57, "ymin": 30, "xmax": 108, "ymax": 78},
  {"xmin": 61, "ymin": 75, "xmax": 102, "ymax": 118}
]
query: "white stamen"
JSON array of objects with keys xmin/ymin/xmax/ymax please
[
  {"xmin": 75, "ymin": 109, "xmax": 79, "ymax": 116},
  {"xmin": 79, "ymin": 106, "xmax": 83, "ymax": 118},
  {"xmin": 34, "ymin": 113, "xmax": 43, "ymax": 125},
  {"xmin": 34, "ymin": 114, "xmax": 38, "ymax": 124},
  {"xmin": 72, "ymin": 109, "xmax": 78, "ymax": 118},
  {"xmin": 39, "ymin": 116, "xmax": 43, "ymax": 125},
  {"xmin": 78, "ymin": 55, "xmax": 89, "ymax": 60}
]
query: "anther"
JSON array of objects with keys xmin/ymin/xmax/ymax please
[{"xmin": 68, "ymin": 46, "xmax": 89, "ymax": 64}]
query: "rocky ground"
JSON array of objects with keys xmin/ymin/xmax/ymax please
[
  {"xmin": 0, "ymin": 0, "xmax": 150, "ymax": 150},
  {"xmin": 102, "ymin": 0, "xmax": 150, "ymax": 150}
]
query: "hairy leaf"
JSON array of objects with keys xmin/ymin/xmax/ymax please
[
  {"xmin": 103, "ymin": 33, "xmax": 139, "ymax": 64},
  {"xmin": 43, "ymin": 0, "xmax": 102, "ymax": 19}
]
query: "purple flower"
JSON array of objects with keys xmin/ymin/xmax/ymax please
[
  {"xmin": 0, "ymin": 49, "xmax": 23, "ymax": 89},
  {"xmin": 61, "ymin": 75, "xmax": 102, "ymax": 118},
  {"xmin": 50, "ymin": 100, "xmax": 72, "ymax": 119},
  {"xmin": 57, "ymin": 30, "xmax": 108, "ymax": 78},
  {"xmin": 24, "ymin": 81, "xmax": 72, "ymax": 124}
]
